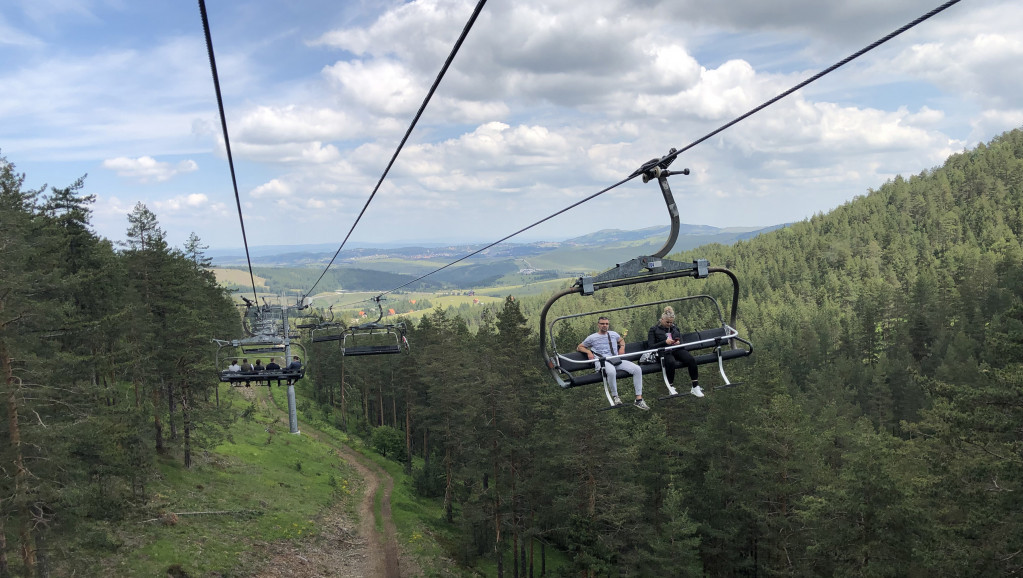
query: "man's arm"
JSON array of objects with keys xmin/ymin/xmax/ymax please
[
  {"xmin": 617, "ymin": 336, "xmax": 626, "ymax": 354},
  {"xmin": 577, "ymin": 343, "xmax": 594, "ymax": 358}
]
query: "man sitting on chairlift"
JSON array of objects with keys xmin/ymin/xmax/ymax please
[
  {"xmin": 266, "ymin": 358, "xmax": 281, "ymax": 371},
  {"xmin": 578, "ymin": 316, "xmax": 648, "ymax": 410},
  {"xmin": 285, "ymin": 356, "xmax": 303, "ymax": 385}
]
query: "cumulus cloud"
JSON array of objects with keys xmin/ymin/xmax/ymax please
[
  {"xmin": 7, "ymin": 0, "xmax": 1021, "ymax": 246},
  {"xmin": 251, "ymin": 178, "xmax": 292, "ymax": 199},
  {"xmin": 895, "ymin": 33, "xmax": 1023, "ymax": 109},
  {"xmin": 153, "ymin": 193, "xmax": 212, "ymax": 211},
  {"xmin": 102, "ymin": 156, "xmax": 198, "ymax": 182},
  {"xmin": 234, "ymin": 105, "xmax": 363, "ymax": 144}
]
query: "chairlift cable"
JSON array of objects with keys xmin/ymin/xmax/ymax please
[
  {"xmin": 360, "ymin": 0, "xmax": 965, "ymax": 302},
  {"xmin": 197, "ymin": 0, "xmax": 259, "ymax": 305},
  {"xmin": 301, "ymin": 0, "xmax": 490, "ymax": 303}
]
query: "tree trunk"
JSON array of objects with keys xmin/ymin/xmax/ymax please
[
  {"xmin": 423, "ymin": 429, "xmax": 429, "ymax": 466},
  {"xmin": 520, "ymin": 540, "xmax": 526, "ymax": 578},
  {"xmin": 0, "ymin": 344, "xmax": 14, "ymax": 576},
  {"xmin": 513, "ymin": 470, "xmax": 519, "ymax": 578},
  {"xmin": 541, "ymin": 541, "xmax": 545, "ymax": 577},
  {"xmin": 362, "ymin": 382, "xmax": 369, "ymax": 427},
  {"xmin": 340, "ymin": 362, "xmax": 347, "ymax": 431},
  {"xmin": 151, "ymin": 386, "xmax": 164, "ymax": 453},
  {"xmin": 444, "ymin": 444, "xmax": 453, "ymax": 523},
  {"xmin": 0, "ymin": 515, "xmax": 8, "ymax": 578},
  {"xmin": 166, "ymin": 380, "xmax": 177, "ymax": 441},
  {"xmin": 377, "ymin": 383, "xmax": 384, "ymax": 426},
  {"xmin": 32, "ymin": 505, "xmax": 49, "ymax": 578},
  {"xmin": 181, "ymin": 383, "xmax": 192, "ymax": 469},
  {"xmin": 404, "ymin": 387, "xmax": 412, "ymax": 476},
  {"xmin": 494, "ymin": 443, "xmax": 502, "ymax": 578},
  {"xmin": 2, "ymin": 342, "xmax": 35, "ymax": 575},
  {"xmin": 513, "ymin": 528, "xmax": 519, "ymax": 578},
  {"xmin": 528, "ymin": 510, "xmax": 535, "ymax": 578},
  {"xmin": 328, "ymin": 357, "xmax": 335, "ymax": 408}
]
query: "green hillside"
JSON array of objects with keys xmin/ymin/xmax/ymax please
[{"xmin": 336, "ymin": 128, "xmax": 1023, "ymax": 576}]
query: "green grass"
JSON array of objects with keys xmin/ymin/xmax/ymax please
[
  {"xmin": 87, "ymin": 386, "xmax": 359, "ymax": 577},
  {"xmin": 68, "ymin": 382, "xmax": 569, "ymax": 577},
  {"xmin": 263, "ymin": 384, "xmax": 466, "ymax": 574}
]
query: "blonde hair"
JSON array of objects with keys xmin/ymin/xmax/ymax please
[{"xmin": 661, "ymin": 306, "xmax": 676, "ymax": 321}]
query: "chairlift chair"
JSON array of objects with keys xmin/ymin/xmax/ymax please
[
  {"xmin": 214, "ymin": 336, "xmax": 307, "ymax": 386},
  {"xmin": 340, "ymin": 298, "xmax": 410, "ymax": 357},
  {"xmin": 538, "ymin": 150, "xmax": 753, "ymax": 410}
]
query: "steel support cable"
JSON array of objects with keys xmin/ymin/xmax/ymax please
[
  {"xmin": 301, "ymin": 0, "xmax": 489, "ymax": 304},
  {"xmin": 646, "ymin": 0, "xmax": 965, "ymax": 170},
  {"xmin": 198, "ymin": 0, "xmax": 259, "ymax": 305},
  {"xmin": 364, "ymin": 0, "xmax": 965, "ymax": 302}
]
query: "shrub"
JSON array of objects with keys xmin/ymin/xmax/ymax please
[{"xmin": 371, "ymin": 425, "xmax": 407, "ymax": 461}]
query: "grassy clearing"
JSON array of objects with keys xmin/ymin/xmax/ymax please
[
  {"xmin": 90, "ymin": 385, "xmax": 359, "ymax": 577},
  {"xmin": 80, "ymin": 381, "xmax": 568, "ymax": 577}
]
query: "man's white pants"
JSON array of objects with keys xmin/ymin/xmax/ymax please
[{"xmin": 597, "ymin": 359, "xmax": 642, "ymax": 397}]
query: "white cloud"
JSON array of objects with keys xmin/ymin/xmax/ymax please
[
  {"xmin": 251, "ymin": 178, "xmax": 292, "ymax": 199},
  {"xmin": 154, "ymin": 193, "xmax": 212, "ymax": 211},
  {"xmin": 323, "ymin": 59, "xmax": 426, "ymax": 116},
  {"xmin": 895, "ymin": 33, "xmax": 1023, "ymax": 109},
  {"xmin": 102, "ymin": 156, "xmax": 198, "ymax": 182},
  {"xmin": 6, "ymin": 0, "xmax": 1022, "ymax": 248},
  {"xmin": 234, "ymin": 105, "xmax": 364, "ymax": 144}
]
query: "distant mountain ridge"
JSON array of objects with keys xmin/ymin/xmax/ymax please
[{"xmin": 209, "ymin": 223, "xmax": 786, "ymax": 270}]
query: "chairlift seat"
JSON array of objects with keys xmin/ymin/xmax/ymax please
[
  {"xmin": 242, "ymin": 346, "xmax": 287, "ymax": 354},
  {"xmin": 219, "ymin": 368, "xmax": 305, "ymax": 385},
  {"xmin": 555, "ymin": 326, "xmax": 750, "ymax": 388},
  {"xmin": 342, "ymin": 344, "xmax": 402, "ymax": 356}
]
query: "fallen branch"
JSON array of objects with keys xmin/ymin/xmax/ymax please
[{"xmin": 141, "ymin": 509, "xmax": 264, "ymax": 523}]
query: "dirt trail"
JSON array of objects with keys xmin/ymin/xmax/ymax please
[
  {"xmin": 336, "ymin": 444, "xmax": 402, "ymax": 578},
  {"xmin": 236, "ymin": 387, "xmax": 406, "ymax": 577}
]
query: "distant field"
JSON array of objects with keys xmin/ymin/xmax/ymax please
[
  {"xmin": 220, "ymin": 274, "xmax": 575, "ymax": 325},
  {"xmin": 214, "ymin": 268, "xmax": 268, "ymax": 288},
  {"xmin": 479, "ymin": 277, "xmax": 574, "ymax": 297}
]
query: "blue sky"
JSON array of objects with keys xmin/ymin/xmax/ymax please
[{"xmin": 2, "ymin": 0, "xmax": 1021, "ymax": 251}]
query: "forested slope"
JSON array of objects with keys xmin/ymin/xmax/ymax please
[
  {"xmin": 0, "ymin": 155, "xmax": 241, "ymax": 576},
  {"xmin": 330, "ymin": 128, "xmax": 1023, "ymax": 576}
]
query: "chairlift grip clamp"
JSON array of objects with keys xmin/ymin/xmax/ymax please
[
  {"xmin": 695, "ymin": 259, "xmax": 709, "ymax": 278},
  {"xmin": 580, "ymin": 276, "xmax": 595, "ymax": 296}
]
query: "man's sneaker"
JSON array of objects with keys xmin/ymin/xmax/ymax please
[
  {"xmin": 634, "ymin": 399, "xmax": 650, "ymax": 411},
  {"xmin": 691, "ymin": 385, "xmax": 705, "ymax": 398},
  {"xmin": 612, "ymin": 396, "xmax": 623, "ymax": 406},
  {"xmin": 667, "ymin": 385, "xmax": 679, "ymax": 396}
]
